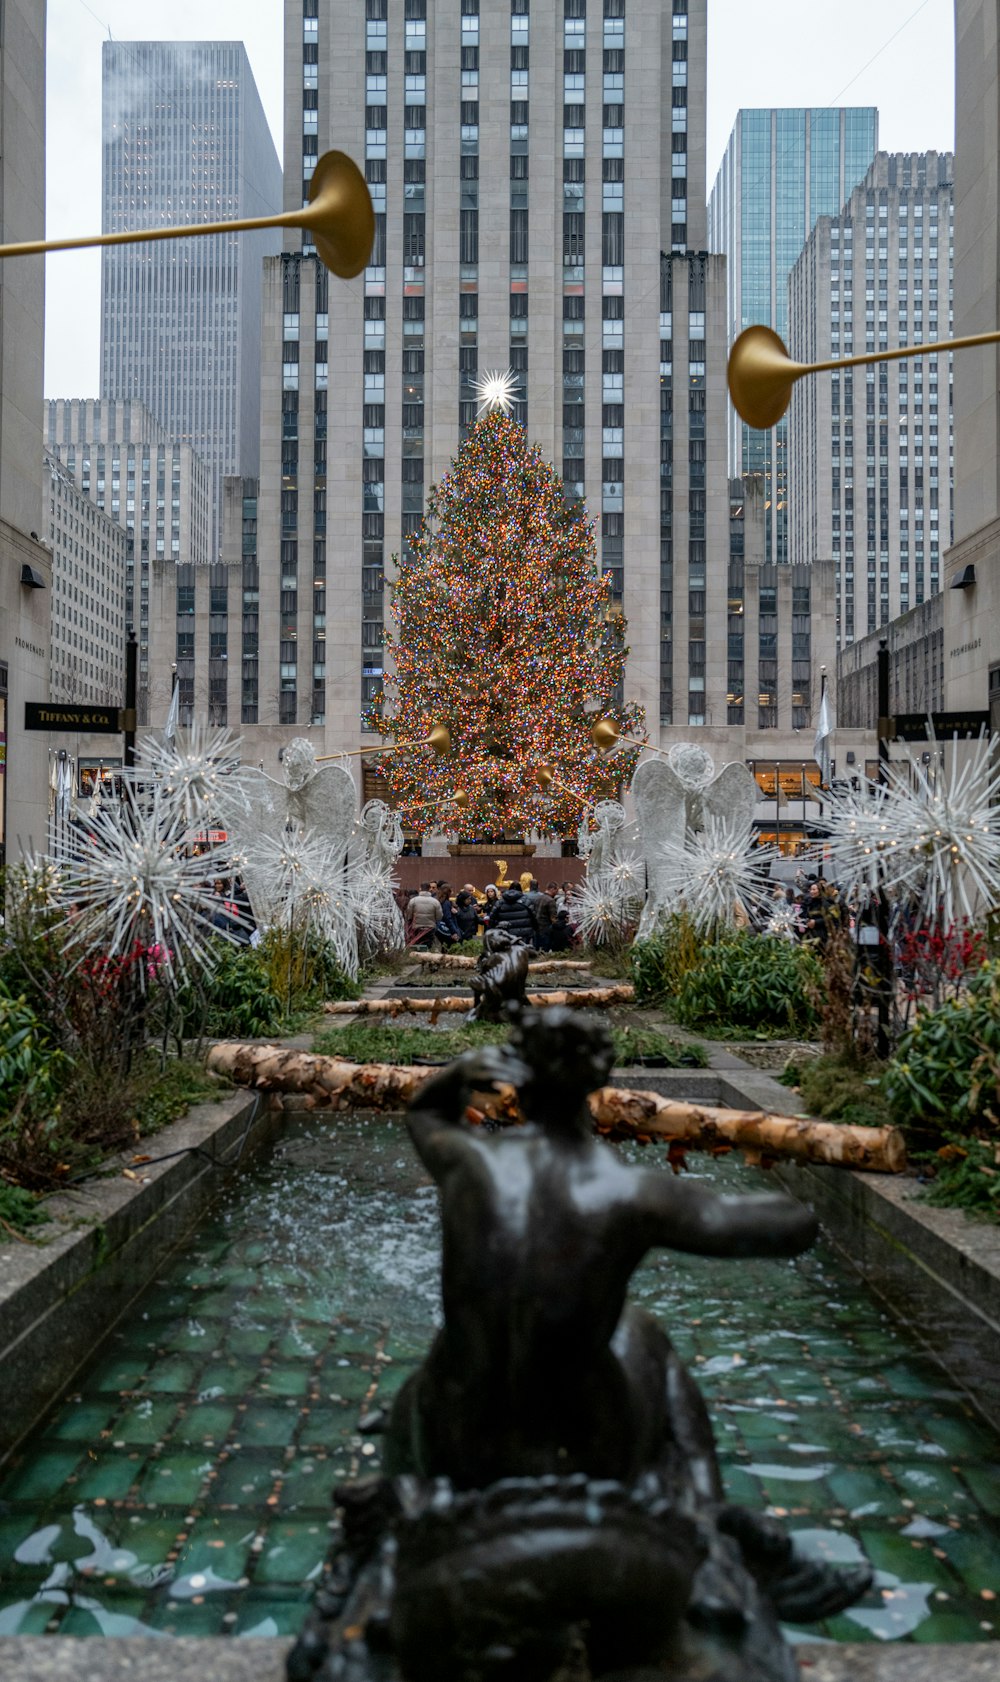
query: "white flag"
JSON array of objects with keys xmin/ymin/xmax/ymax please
[
  {"xmin": 164, "ymin": 681, "xmax": 180, "ymax": 742},
  {"xmin": 813, "ymin": 686, "xmax": 833, "ymax": 787}
]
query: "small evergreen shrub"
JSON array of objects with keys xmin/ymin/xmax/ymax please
[
  {"xmin": 630, "ymin": 913, "xmax": 702, "ymax": 1006},
  {"xmin": 673, "ymin": 932, "xmax": 822, "ymax": 1037},
  {"xmin": 884, "ymin": 960, "xmax": 1000, "ymax": 1147}
]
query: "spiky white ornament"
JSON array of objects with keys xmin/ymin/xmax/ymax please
[
  {"xmin": 254, "ymin": 827, "xmax": 359, "ymax": 979},
  {"xmin": 824, "ymin": 732, "xmax": 1000, "ymax": 926},
  {"xmin": 764, "ymin": 896, "xmax": 804, "ymax": 942},
  {"xmin": 137, "ymin": 722, "xmax": 245, "ymax": 828},
  {"xmin": 474, "ymin": 367, "xmax": 519, "ymax": 415},
  {"xmin": 60, "ymin": 786, "xmax": 230, "ymax": 981},
  {"xmin": 571, "ymin": 864, "xmax": 642, "ymax": 949},
  {"xmin": 656, "ymin": 816, "xmax": 776, "ymax": 933}
]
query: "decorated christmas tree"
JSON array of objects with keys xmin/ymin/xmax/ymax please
[{"xmin": 366, "ymin": 395, "xmax": 645, "ymax": 834}]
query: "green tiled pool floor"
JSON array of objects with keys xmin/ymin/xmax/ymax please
[{"xmin": 1, "ymin": 1118, "xmax": 999, "ymax": 1643}]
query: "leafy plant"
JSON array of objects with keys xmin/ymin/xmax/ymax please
[
  {"xmin": 630, "ymin": 912, "xmax": 702, "ymax": 1006},
  {"xmin": 0, "ymin": 1182, "xmax": 48, "ymax": 1242},
  {"xmin": 673, "ymin": 932, "xmax": 822, "ymax": 1037},
  {"xmin": 921, "ymin": 1137, "xmax": 1000, "ymax": 1222},
  {"xmin": 178, "ymin": 943, "xmax": 286, "ymax": 1040},
  {"xmin": 884, "ymin": 960, "xmax": 1000, "ymax": 1148},
  {"xmin": 781, "ymin": 1051, "xmax": 889, "ymax": 1129}
]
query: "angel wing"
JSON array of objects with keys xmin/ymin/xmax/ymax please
[
  {"xmin": 698, "ymin": 761, "xmax": 759, "ymax": 835},
  {"xmin": 632, "ymin": 757, "xmax": 688, "ymax": 938},
  {"xmin": 220, "ymin": 769, "xmax": 291, "ymax": 930},
  {"xmin": 288, "ymin": 762, "xmax": 357, "ymax": 865}
]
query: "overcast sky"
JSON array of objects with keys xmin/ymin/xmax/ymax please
[{"xmin": 44, "ymin": 0, "xmax": 954, "ymax": 397}]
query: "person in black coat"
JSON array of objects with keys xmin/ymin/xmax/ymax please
[
  {"xmin": 453, "ymin": 891, "xmax": 480, "ymax": 941},
  {"xmin": 490, "ymin": 884, "xmax": 537, "ymax": 945}
]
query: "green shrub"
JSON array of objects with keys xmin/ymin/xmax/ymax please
[
  {"xmin": 922, "ymin": 1138, "xmax": 1000, "ymax": 1221},
  {"xmin": 178, "ymin": 944, "xmax": 285, "ymax": 1039},
  {"xmin": 630, "ymin": 913, "xmax": 702, "ymax": 1005},
  {"xmin": 180, "ymin": 931, "xmax": 361, "ymax": 1041},
  {"xmin": 673, "ymin": 932, "xmax": 822, "ymax": 1037},
  {"xmin": 0, "ymin": 1182, "xmax": 48, "ymax": 1241},
  {"xmin": 0, "ymin": 984, "xmax": 69, "ymax": 1186},
  {"xmin": 884, "ymin": 960, "xmax": 1000, "ymax": 1147},
  {"xmin": 782, "ymin": 1051, "xmax": 889, "ymax": 1128}
]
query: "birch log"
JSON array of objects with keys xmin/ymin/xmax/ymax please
[
  {"xmin": 322, "ymin": 985, "xmax": 635, "ymax": 1015},
  {"xmin": 410, "ymin": 952, "xmax": 593, "ymax": 973},
  {"xmin": 205, "ymin": 1044, "xmax": 906, "ymax": 1172}
]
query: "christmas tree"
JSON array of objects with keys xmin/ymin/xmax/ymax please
[{"xmin": 366, "ymin": 402, "xmax": 645, "ymax": 834}]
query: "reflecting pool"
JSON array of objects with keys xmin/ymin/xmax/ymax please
[{"xmin": 1, "ymin": 1116, "xmax": 998, "ymax": 1644}]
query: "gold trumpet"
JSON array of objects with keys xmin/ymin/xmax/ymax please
[
  {"xmin": 589, "ymin": 718, "xmax": 658, "ymax": 756},
  {"xmin": 401, "ymin": 789, "xmax": 470, "ymax": 813},
  {"xmin": 0, "ymin": 150, "xmax": 374, "ymax": 280},
  {"xmin": 728, "ymin": 321, "xmax": 1000, "ymax": 431},
  {"xmin": 535, "ymin": 765, "xmax": 589, "ymax": 805},
  {"xmin": 315, "ymin": 723, "xmax": 451, "ymax": 763}
]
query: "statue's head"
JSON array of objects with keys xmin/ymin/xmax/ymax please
[
  {"xmin": 667, "ymin": 742, "xmax": 716, "ymax": 791},
  {"xmin": 283, "ymin": 737, "xmax": 317, "ymax": 791},
  {"xmin": 510, "ymin": 1008, "xmax": 614, "ymax": 1122}
]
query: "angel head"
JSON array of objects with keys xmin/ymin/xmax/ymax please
[
  {"xmin": 667, "ymin": 743, "xmax": 716, "ymax": 791},
  {"xmin": 282, "ymin": 738, "xmax": 318, "ymax": 792}
]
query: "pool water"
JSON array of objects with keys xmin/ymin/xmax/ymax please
[{"xmin": 1, "ymin": 1117, "xmax": 999, "ymax": 1644}]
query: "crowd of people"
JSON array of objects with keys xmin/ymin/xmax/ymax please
[
  {"xmin": 401, "ymin": 878, "xmax": 580, "ymax": 953},
  {"xmin": 768, "ymin": 872, "xmax": 852, "ymax": 946}
]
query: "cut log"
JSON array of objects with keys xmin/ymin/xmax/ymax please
[
  {"xmin": 204, "ymin": 1045, "xmax": 906, "ymax": 1172},
  {"xmin": 410, "ymin": 952, "xmax": 593, "ymax": 973},
  {"xmin": 588, "ymin": 1087, "xmax": 907, "ymax": 1174},
  {"xmin": 322, "ymin": 985, "xmax": 635, "ymax": 1016}
]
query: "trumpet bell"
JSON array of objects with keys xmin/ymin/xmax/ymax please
[
  {"xmin": 453, "ymin": 790, "xmax": 470, "ymax": 810},
  {"xmin": 427, "ymin": 723, "xmax": 452, "ymax": 757},
  {"xmin": 727, "ymin": 325, "xmax": 801, "ymax": 430},
  {"xmin": 535, "ymin": 766, "xmax": 554, "ymax": 792},
  {"xmin": 590, "ymin": 718, "xmax": 620, "ymax": 754},
  {"xmin": 306, "ymin": 150, "xmax": 375, "ymax": 279}
]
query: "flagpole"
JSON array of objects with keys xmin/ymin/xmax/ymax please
[{"xmin": 817, "ymin": 667, "xmax": 827, "ymax": 880}]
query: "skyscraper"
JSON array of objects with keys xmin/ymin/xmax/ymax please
[
  {"xmin": 0, "ymin": 0, "xmax": 50, "ymax": 862},
  {"xmin": 100, "ymin": 41, "xmax": 282, "ymax": 558},
  {"xmin": 254, "ymin": 0, "xmax": 712, "ymax": 750},
  {"xmin": 709, "ymin": 107, "xmax": 878, "ymax": 564},
  {"xmin": 788, "ymin": 151, "xmax": 954, "ymax": 644}
]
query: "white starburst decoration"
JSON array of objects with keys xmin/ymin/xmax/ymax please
[
  {"xmin": 59, "ymin": 785, "xmax": 231, "ymax": 982},
  {"xmin": 474, "ymin": 367, "xmax": 519, "ymax": 415},
  {"xmin": 824, "ymin": 732, "xmax": 1000, "ymax": 927},
  {"xmin": 656, "ymin": 816, "xmax": 776, "ymax": 934},
  {"xmin": 254, "ymin": 827, "xmax": 359, "ymax": 979},
  {"xmin": 137, "ymin": 721, "xmax": 246, "ymax": 829},
  {"xmin": 764, "ymin": 896, "xmax": 804, "ymax": 943}
]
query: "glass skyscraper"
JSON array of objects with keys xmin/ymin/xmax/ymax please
[
  {"xmin": 709, "ymin": 107, "xmax": 878, "ymax": 563},
  {"xmin": 100, "ymin": 42, "xmax": 283, "ymax": 561}
]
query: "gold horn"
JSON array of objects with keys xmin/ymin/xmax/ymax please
[
  {"xmin": 535, "ymin": 764, "xmax": 588, "ymax": 805},
  {"xmin": 590, "ymin": 718, "xmax": 621, "ymax": 754},
  {"xmin": 314, "ymin": 721, "xmax": 451, "ymax": 764},
  {"xmin": 727, "ymin": 326, "xmax": 802, "ymax": 431},
  {"xmin": 590, "ymin": 716, "xmax": 663, "ymax": 758},
  {"xmin": 729, "ymin": 321, "xmax": 1000, "ymax": 430},
  {"xmin": 401, "ymin": 789, "xmax": 469, "ymax": 813},
  {"xmin": 0, "ymin": 149, "xmax": 374, "ymax": 281}
]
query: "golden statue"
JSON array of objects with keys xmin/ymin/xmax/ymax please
[
  {"xmin": 519, "ymin": 870, "xmax": 534, "ymax": 892},
  {"xmin": 494, "ymin": 859, "xmax": 510, "ymax": 889}
]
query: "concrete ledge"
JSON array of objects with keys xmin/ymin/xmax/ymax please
[
  {"xmin": 0, "ymin": 1637, "xmax": 997, "ymax": 1680},
  {"xmin": 773, "ymin": 1153, "xmax": 1000, "ymax": 1423},
  {"xmin": 0, "ymin": 1087, "xmax": 277, "ymax": 1465},
  {"xmin": 615, "ymin": 1063, "xmax": 1000, "ymax": 1424}
]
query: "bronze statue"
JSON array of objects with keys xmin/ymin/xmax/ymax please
[
  {"xmin": 465, "ymin": 926, "xmax": 530, "ymax": 1023},
  {"xmin": 289, "ymin": 1010, "xmax": 871, "ymax": 1682}
]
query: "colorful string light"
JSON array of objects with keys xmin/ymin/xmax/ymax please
[{"xmin": 364, "ymin": 412, "xmax": 646, "ymax": 834}]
